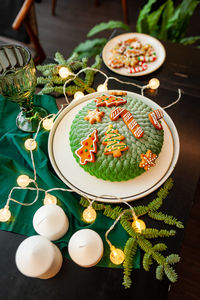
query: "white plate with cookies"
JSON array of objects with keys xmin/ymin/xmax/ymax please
[{"xmin": 48, "ymin": 91, "xmax": 179, "ymax": 203}]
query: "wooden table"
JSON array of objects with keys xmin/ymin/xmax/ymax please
[{"xmin": 0, "ymin": 39, "xmax": 200, "ymax": 300}]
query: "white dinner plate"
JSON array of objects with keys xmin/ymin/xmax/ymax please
[
  {"xmin": 48, "ymin": 91, "xmax": 179, "ymax": 203},
  {"xmin": 102, "ymin": 32, "xmax": 166, "ymax": 77}
]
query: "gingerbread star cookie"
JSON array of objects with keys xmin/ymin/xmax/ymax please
[
  {"xmin": 139, "ymin": 150, "xmax": 157, "ymax": 171},
  {"xmin": 84, "ymin": 108, "xmax": 105, "ymax": 124}
]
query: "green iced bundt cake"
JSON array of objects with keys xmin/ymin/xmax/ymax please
[{"xmin": 69, "ymin": 94, "xmax": 164, "ymax": 182}]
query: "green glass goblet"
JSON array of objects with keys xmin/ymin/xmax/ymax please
[{"xmin": 0, "ymin": 44, "xmax": 48, "ymax": 132}]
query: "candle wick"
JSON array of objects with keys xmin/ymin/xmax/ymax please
[{"xmin": 79, "ymin": 244, "xmax": 86, "ymax": 248}]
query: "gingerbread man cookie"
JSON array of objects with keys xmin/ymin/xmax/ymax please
[
  {"xmin": 110, "ymin": 107, "xmax": 144, "ymax": 139},
  {"xmin": 75, "ymin": 130, "xmax": 98, "ymax": 165},
  {"xmin": 94, "ymin": 94, "xmax": 127, "ymax": 107},
  {"xmin": 148, "ymin": 109, "xmax": 164, "ymax": 130},
  {"xmin": 84, "ymin": 108, "xmax": 105, "ymax": 124},
  {"xmin": 139, "ymin": 150, "xmax": 157, "ymax": 171}
]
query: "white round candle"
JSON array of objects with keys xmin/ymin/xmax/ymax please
[
  {"xmin": 15, "ymin": 235, "xmax": 63, "ymax": 279},
  {"xmin": 33, "ymin": 204, "xmax": 69, "ymax": 241},
  {"xmin": 68, "ymin": 229, "xmax": 104, "ymax": 268}
]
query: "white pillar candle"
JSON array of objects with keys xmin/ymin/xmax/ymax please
[
  {"xmin": 68, "ymin": 229, "xmax": 104, "ymax": 268},
  {"xmin": 15, "ymin": 235, "xmax": 63, "ymax": 279},
  {"xmin": 33, "ymin": 204, "xmax": 69, "ymax": 241}
]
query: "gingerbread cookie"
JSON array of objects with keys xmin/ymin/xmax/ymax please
[
  {"xmin": 139, "ymin": 150, "xmax": 157, "ymax": 171},
  {"xmin": 109, "ymin": 37, "xmax": 157, "ymax": 74},
  {"xmin": 110, "ymin": 107, "xmax": 144, "ymax": 139},
  {"xmin": 109, "ymin": 91, "xmax": 127, "ymax": 96},
  {"xmin": 102, "ymin": 125, "xmax": 128, "ymax": 158},
  {"xmin": 75, "ymin": 129, "xmax": 98, "ymax": 165},
  {"xmin": 84, "ymin": 108, "xmax": 105, "ymax": 124},
  {"xmin": 148, "ymin": 109, "xmax": 164, "ymax": 130},
  {"xmin": 95, "ymin": 94, "xmax": 127, "ymax": 107}
]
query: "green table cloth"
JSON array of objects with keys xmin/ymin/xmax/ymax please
[{"xmin": 0, "ymin": 94, "xmax": 140, "ymax": 269}]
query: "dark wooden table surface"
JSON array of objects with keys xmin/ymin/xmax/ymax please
[{"xmin": 0, "ymin": 39, "xmax": 200, "ymax": 300}]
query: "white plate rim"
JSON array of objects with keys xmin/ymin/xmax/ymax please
[
  {"xmin": 48, "ymin": 91, "xmax": 180, "ymax": 203},
  {"xmin": 102, "ymin": 32, "xmax": 166, "ymax": 77}
]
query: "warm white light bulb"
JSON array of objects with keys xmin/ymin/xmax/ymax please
[
  {"xmin": 42, "ymin": 117, "xmax": 55, "ymax": 130},
  {"xmin": 24, "ymin": 138, "xmax": 37, "ymax": 151},
  {"xmin": 82, "ymin": 206, "xmax": 96, "ymax": 223},
  {"xmin": 43, "ymin": 193, "xmax": 57, "ymax": 205},
  {"xmin": 59, "ymin": 67, "xmax": 71, "ymax": 78},
  {"xmin": 17, "ymin": 175, "xmax": 30, "ymax": 187},
  {"xmin": 74, "ymin": 91, "xmax": 84, "ymax": 100},
  {"xmin": 0, "ymin": 205, "xmax": 11, "ymax": 222},
  {"xmin": 132, "ymin": 218, "xmax": 146, "ymax": 233},
  {"xmin": 110, "ymin": 246, "xmax": 125, "ymax": 265},
  {"xmin": 148, "ymin": 78, "xmax": 160, "ymax": 90},
  {"xmin": 97, "ymin": 83, "xmax": 108, "ymax": 92}
]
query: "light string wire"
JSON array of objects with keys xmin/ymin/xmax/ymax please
[
  {"xmin": 63, "ymin": 67, "xmax": 144, "ymax": 104},
  {"xmin": 62, "ymin": 67, "xmax": 182, "ymax": 110},
  {"xmin": 1, "ymin": 66, "xmax": 182, "ymax": 220},
  {"xmin": 162, "ymin": 88, "xmax": 182, "ymax": 110},
  {"xmin": 105, "ymin": 211, "xmax": 126, "ymax": 248},
  {"xmin": 104, "ymin": 196, "xmax": 138, "ymax": 248}
]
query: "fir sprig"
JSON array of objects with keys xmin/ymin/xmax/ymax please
[
  {"xmin": 37, "ymin": 52, "xmax": 102, "ymax": 97},
  {"xmin": 79, "ymin": 178, "xmax": 183, "ymax": 288}
]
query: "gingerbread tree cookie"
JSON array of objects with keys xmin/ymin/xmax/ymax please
[
  {"xmin": 75, "ymin": 130, "xmax": 98, "ymax": 165},
  {"xmin": 95, "ymin": 94, "xmax": 127, "ymax": 107},
  {"xmin": 139, "ymin": 149, "xmax": 157, "ymax": 171},
  {"xmin": 84, "ymin": 108, "xmax": 105, "ymax": 124},
  {"xmin": 102, "ymin": 125, "xmax": 128, "ymax": 158}
]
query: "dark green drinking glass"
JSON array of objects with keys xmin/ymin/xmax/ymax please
[{"xmin": 0, "ymin": 44, "xmax": 47, "ymax": 132}]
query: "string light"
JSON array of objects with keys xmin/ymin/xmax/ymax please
[
  {"xmin": 17, "ymin": 175, "xmax": 31, "ymax": 187},
  {"xmin": 59, "ymin": 67, "xmax": 72, "ymax": 78},
  {"xmin": 24, "ymin": 138, "xmax": 37, "ymax": 151},
  {"xmin": 132, "ymin": 218, "xmax": 146, "ymax": 233},
  {"xmin": 43, "ymin": 193, "xmax": 57, "ymax": 205},
  {"xmin": 110, "ymin": 245, "xmax": 125, "ymax": 265},
  {"xmin": 0, "ymin": 67, "xmax": 181, "ymax": 233},
  {"xmin": 97, "ymin": 83, "xmax": 108, "ymax": 92},
  {"xmin": 148, "ymin": 78, "xmax": 160, "ymax": 90},
  {"xmin": 82, "ymin": 205, "xmax": 96, "ymax": 223},
  {"xmin": 0, "ymin": 205, "xmax": 11, "ymax": 222},
  {"xmin": 42, "ymin": 116, "xmax": 55, "ymax": 130},
  {"xmin": 74, "ymin": 91, "xmax": 84, "ymax": 100}
]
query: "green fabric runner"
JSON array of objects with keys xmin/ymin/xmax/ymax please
[{"xmin": 0, "ymin": 94, "xmax": 140, "ymax": 269}]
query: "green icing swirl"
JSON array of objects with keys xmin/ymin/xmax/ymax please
[{"xmin": 69, "ymin": 96, "xmax": 164, "ymax": 182}]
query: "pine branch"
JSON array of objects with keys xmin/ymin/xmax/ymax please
[
  {"xmin": 156, "ymin": 265, "xmax": 164, "ymax": 280},
  {"xmin": 143, "ymin": 252, "xmax": 153, "ymax": 271},
  {"xmin": 78, "ymin": 179, "xmax": 182, "ymax": 289},
  {"xmin": 141, "ymin": 228, "xmax": 176, "ymax": 239},
  {"xmin": 133, "ymin": 205, "xmax": 149, "ymax": 217},
  {"xmin": 166, "ymin": 254, "xmax": 180, "ymax": 265},
  {"xmin": 80, "ymin": 197, "xmax": 105, "ymax": 210},
  {"xmin": 164, "ymin": 265, "xmax": 178, "ymax": 283},
  {"xmin": 153, "ymin": 243, "xmax": 167, "ymax": 252},
  {"xmin": 120, "ymin": 216, "xmax": 136, "ymax": 238},
  {"xmin": 123, "ymin": 237, "xmax": 138, "ymax": 289},
  {"xmin": 37, "ymin": 77, "xmax": 51, "ymax": 85},
  {"xmin": 148, "ymin": 211, "xmax": 184, "ymax": 228},
  {"xmin": 85, "ymin": 86, "xmax": 96, "ymax": 94},
  {"xmin": 55, "ymin": 52, "xmax": 67, "ymax": 65},
  {"xmin": 103, "ymin": 205, "xmax": 123, "ymax": 220}
]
